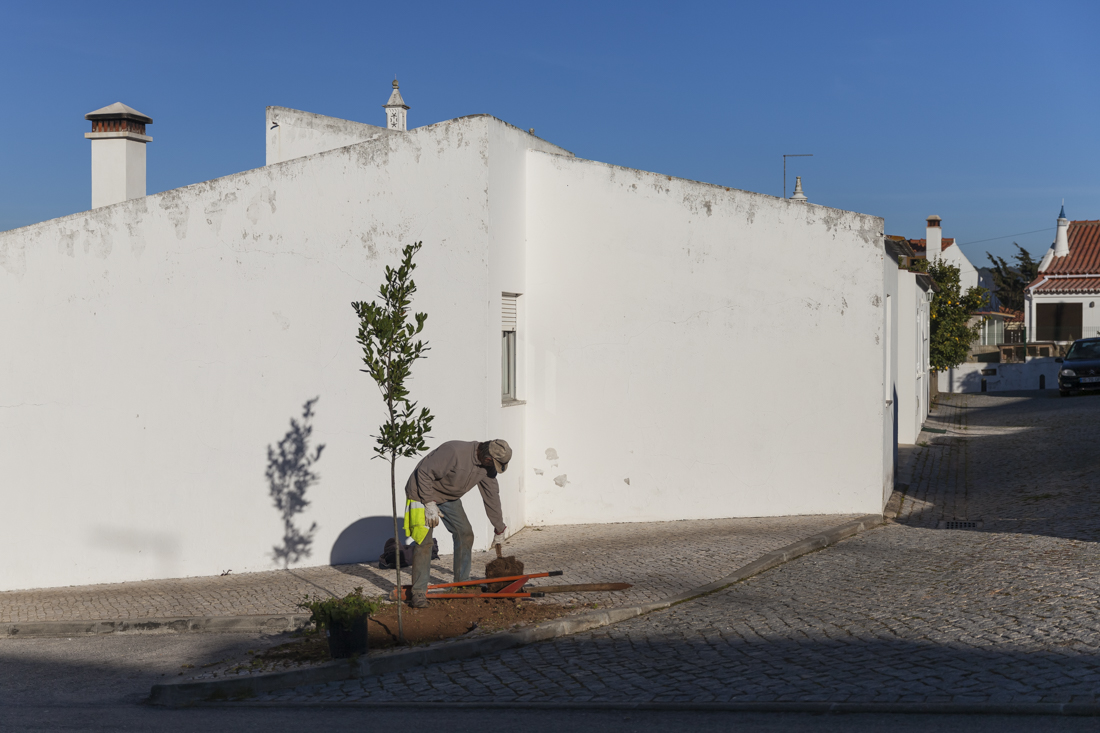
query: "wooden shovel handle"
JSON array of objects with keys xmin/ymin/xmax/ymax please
[{"xmin": 531, "ymin": 583, "xmax": 632, "ymax": 593}]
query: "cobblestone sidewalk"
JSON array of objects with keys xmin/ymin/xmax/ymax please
[
  {"xmin": 0, "ymin": 515, "xmax": 857, "ymax": 624},
  {"xmin": 252, "ymin": 391, "xmax": 1100, "ymax": 705}
]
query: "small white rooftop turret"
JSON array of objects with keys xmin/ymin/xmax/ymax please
[
  {"xmin": 383, "ymin": 79, "xmax": 409, "ymax": 132},
  {"xmin": 1053, "ymin": 203, "xmax": 1070, "ymax": 258},
  {"xmin": 789, "ymin": 176, "xmax": 808, "ymax": 203},
  {"xmin": 85, "ymin": 102, "xmax": 153, "ymax": 209}
]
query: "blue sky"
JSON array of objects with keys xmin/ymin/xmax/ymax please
[{"xmin": 1, "ymin": 0, "xmax": 1097, "ymax": 265}]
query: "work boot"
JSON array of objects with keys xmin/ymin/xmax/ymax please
[{"xmin": 409, "ymin": 593, "xmax": 429, "ymax": 609}]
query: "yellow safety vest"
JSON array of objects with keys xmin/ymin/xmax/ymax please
[{"xmin": 403, "ymin": 500, "xmax": 430, "ymax": 545}]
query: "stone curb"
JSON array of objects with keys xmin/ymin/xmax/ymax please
[
  {"xmin": 196, "ymin": 700, "xmax": 1100, "ymax": 716},
  {"xmin": 148, "ymin": 513, "xmax": 884, "ymax": 707},
  {"xmin": 1, "ymin": 614, "xmax": 312, "ymax": 639},
  {"xmin": 883, "ymin": 486, "xmax": 905, "ymax": 520}
]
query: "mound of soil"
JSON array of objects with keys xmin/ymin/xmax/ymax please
[
  {"xmin": 249, "ymin": 598, "xmax": 571, "ymax": 670},
  {"xmin": 484, "ymin": 555, "xmax": 525, "ymax": 592},
  {"xmin": 368, "ymin": 596, "xmax": 561, "ymax": 647}
]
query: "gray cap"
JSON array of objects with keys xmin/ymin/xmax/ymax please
[{"xmin": 487, "ymin": 439, "xmax": 511, "ymax": 473}]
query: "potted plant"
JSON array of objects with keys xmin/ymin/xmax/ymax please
[{"xmin": 297, "ymin": 586, "xmax": 384, "ymax": 659}]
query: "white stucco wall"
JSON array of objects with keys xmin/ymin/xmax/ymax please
[
  {"xmin": 0, "ymin": 116, "xmax": 531, "ymax": 592},
  {"xmin": 482, "ymin": 120, "xmax": 574, "ymax": 538},
  {"xmin": 896, "ymin": 272, "xmax": 931, "ymax": 445},
  {"xmin": 1, "ymin": 107, "xmax": 891, "ymax": 591},
  {"xmin": 882, "ymin": 251, "xmax": 899, "ymax": 506},
  {"xmin": 938, "ymin": 359, "xmax": 1060, "ymax": 393},
  {"xmin": 265, "ymin": 107, "xmax": 395, "ymax": 165},
  {"xmin": 523, "ymin": 152, "xmax": 887, "ymax": 522}
]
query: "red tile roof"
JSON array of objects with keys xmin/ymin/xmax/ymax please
[
  {"xmin": 1028, "ymin": 275, "xmax": 1100, "ymax": 296},
  {"xmin": 1026, "ymin": 221, "xmax": 1100, "ymax": 294},
  {"xmin": 907, "ymin": 238, "xmax": 956, "ymax": 255},
  {"xmin": 1042, "ymin": 220, "xmax": 1100, "ymax": 275}
]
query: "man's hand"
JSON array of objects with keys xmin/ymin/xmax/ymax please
[
  {"xmin": 424, "ymin": 502, "xmax": 441, "ymax": 528},
  {"xmin": 488, "ymin": 529, "xmax": 504, "ymax": 549}
]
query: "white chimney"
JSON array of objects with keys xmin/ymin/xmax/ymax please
[
  {"xmin": 926, "ymin": 215, "xmax": 942, "ymax": 259},
  {"xmin": 383, "ymin": 79, "xmax": 409, "ymax": 132},
  {"xmin": 789, "ymin": 176, "xmax": 808, "ymax": 203},
  {"xmin": 1053, "ymin": 204, "xmax": 1070, "ymax": 258},
  {"xmin": 85, "ymin": 103, "xmax": 153, "ymax": 209}
]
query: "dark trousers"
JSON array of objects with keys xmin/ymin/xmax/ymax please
[{"xmin": 411, "ymin": 498, "xmax": 474, "ymax": 599}]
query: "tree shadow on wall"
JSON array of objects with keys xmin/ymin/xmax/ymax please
[{"xmin": 267, "ymin": 397, "xmax": 324, "ymax": 568}]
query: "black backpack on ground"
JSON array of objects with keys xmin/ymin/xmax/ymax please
[{"xmin": 379, "ymin": 537, "xmax": 438, "ymax": 569}]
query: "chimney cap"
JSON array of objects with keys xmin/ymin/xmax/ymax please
[
  {"xmin": 85, "ymin": 102, "xmax": 152, "ymax": 124},
  {"xmin": 926, "ymin": 215, "xmax": 942, "ymax": 225},
  {"xmin": 1059, "ymin": 203, "xmax": 1067, "ymax": 220}
]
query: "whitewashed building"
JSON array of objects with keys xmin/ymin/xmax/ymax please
[
  {"xmin": 1027, "ymin": 207, "xmax": 1100, "ymax": 343},
  {"xmin": 937, "ymin": 208, "xmax": 1100, "ymax": 394},
  {"xmin": 908, "ymin": 215, "xmax": 980, "ymax": 289},
  {"xmin": 0, "ymin": 84, "xmax": 893, "ymax": 591},
  {"xmin": 883, "ymin": 238, "xmax": 934, "ymax": 445}
]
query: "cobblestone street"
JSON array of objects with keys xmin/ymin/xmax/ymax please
[{"xmin": 255, "ymin": 391, "xmax": 1100, "ymax": 705}]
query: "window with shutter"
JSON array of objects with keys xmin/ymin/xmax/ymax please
[{"xmin": 502, "ymin": 293, "xmax": 519, "ymax": 402}]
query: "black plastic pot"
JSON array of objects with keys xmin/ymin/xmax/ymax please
[{"xmin": 326, "ymin": 615, "xmax": 369, "ymax": 658}]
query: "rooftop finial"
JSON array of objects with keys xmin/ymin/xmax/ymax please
[
  {"xmin": 1054, "ymin": 203, "xmax": 1070, "ymax": 258},
  {"xmin": 383, "ymin": 79, "xmax": 409, "ymax": 131},
  {"xmin": 790, "ymin": 176, "xmax": 808, "ymax": 203}
]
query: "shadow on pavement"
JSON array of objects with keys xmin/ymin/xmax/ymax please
[
  {"xmin": 895, "ymin": 390, "xmax": 1100, "ymax": 543},
  {"xmin": 4, "ymin": 633, "xmax": 1100, "ymax": 712}
]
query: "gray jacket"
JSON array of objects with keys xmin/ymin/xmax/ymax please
[{"xmin": 404, "ymin": 441, "xmax": 505, "ymax": 533}]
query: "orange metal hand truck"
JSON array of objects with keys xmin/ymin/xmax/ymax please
[{"xmin": 389, "ymin": 570, "xmax": 564, "ymax": 601}]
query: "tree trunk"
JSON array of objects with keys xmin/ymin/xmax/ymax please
[{"xmin": 390, "ymin": 453, "xmax": 404, "ymax": 642}]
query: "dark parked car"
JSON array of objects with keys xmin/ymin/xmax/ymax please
[{"xmin": 1057, "ymin": 337, "xmax": 1100, "ymax": 397}]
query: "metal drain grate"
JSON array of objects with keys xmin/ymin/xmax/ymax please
[{"xmin": 939, "ymin": 520, "xmax": 984, "ymax": 530}]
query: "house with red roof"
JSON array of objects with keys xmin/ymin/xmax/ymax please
[
  {"xmin": 905, "ymin": 215, "xmax": 982, "ymax": 292},
  {"xmin": 1025, "ymin": 207, "xmax": 1100, "ymax": 343}
]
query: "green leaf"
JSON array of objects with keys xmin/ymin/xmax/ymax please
[{"xmin": 352, "ymin": 241, "xmax": 434, "ymax": 473}]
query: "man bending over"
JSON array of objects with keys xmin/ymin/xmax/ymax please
[{"xmin": 403, "ymin": 439, "xmax": 511, "ymax": 607}]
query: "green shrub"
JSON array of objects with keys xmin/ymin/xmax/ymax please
[{"xmin": 297, "ymin": 587, "xmax": 385, "ymax": 632}]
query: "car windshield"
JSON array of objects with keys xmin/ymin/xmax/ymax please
[{"xmin": 1066, "ymin": 341, "xmax": 1100, "ymax": 360}]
